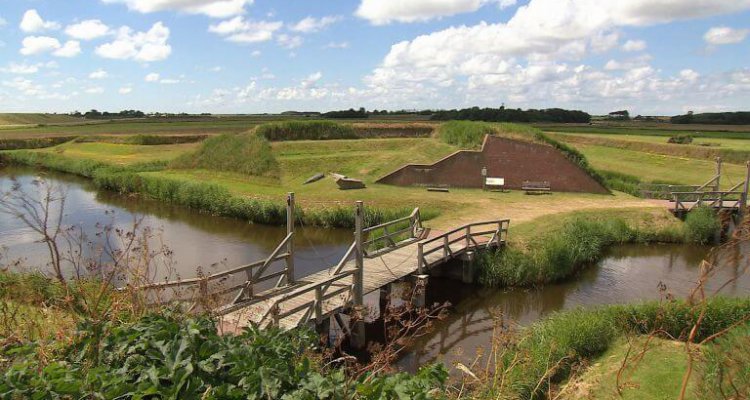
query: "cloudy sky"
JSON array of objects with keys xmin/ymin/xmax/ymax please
[{"xmin": 0, "ymin": 0, "xmax": 749, "ymax": 115}]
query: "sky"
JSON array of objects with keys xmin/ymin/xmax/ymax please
[{"xmin": 0, "ymin": 0, "xmax": 749, "ymax": 115}]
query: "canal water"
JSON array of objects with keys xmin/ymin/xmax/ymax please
[
  {"xmin": 0, "ymin": 166, "xmax": 352, "ymax": 280},
  {"xmin": 2, "ymin": 166, "xmax": 749, "ymax": 373}
]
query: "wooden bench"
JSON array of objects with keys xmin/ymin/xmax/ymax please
[{"xmin": 522, "ymin": 181, "xmax": 551, "ymax": 195}]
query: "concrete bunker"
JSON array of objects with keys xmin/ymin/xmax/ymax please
[{"xmin": 376, "ymin": 135, "xmax": 608, "ymax": 194}]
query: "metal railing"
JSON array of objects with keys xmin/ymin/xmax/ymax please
[{"xmin": 417, "ymin": 219, "xmax": 509, "ymax": 274}]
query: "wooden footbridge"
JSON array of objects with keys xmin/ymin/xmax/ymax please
[
  {"xmin": 133, "ymin": 194, "xmax": 509, "ymax": 345},
  {"xmin": 659, "ymin": 158, "xmax": 750, "ymax": 215}
]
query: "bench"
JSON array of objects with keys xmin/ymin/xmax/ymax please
[{"xmin": 522, "ymin": 181, "xmax": 551, "ymax": 195}]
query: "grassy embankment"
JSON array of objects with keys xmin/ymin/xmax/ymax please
[{"xmin": 2, "ymin": 120, "xmax": 660, "ymax": 229}]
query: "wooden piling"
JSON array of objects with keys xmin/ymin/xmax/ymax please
[{"xmin": 286, "ymin": 192, "xmax": 295, "ymax": 285}]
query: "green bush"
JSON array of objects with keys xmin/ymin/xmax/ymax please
[
  {"xmin": 667, "ymin": 134, "xmax": 694, "ymax": 144},
  {"xmin": 437, "ymin": 121, "xmax": 494, "ymax": 148},
  {"xmin": 599, "ymin": 170, "xmax": 642, "ymax": 196},
  {"xmin": 256, "ymin": 120, "xmax": 358, "ymax": 141},
  {"xmin": 0, "ymin": 313, "xmax": 448, "ymax": 399},
  {"xmin": 171, "ymin": 132, "xmax": 279, "ymax": 177},
  {"xmin": 684, "ymin": 206, "xmax": 721, "ymax": 244}
]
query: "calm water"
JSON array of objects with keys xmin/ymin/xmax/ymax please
[
  {"xmin": 400, "ymin": 243, "xmax": 750, "ymax": 371},
  {"xmin": 0, "ymin": 166, "xmax": 352, "ymax": 280}
]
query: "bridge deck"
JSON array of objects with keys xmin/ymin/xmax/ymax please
[{"xmin": 219, "ymin": 235, "xmax": 491, "ymax": 333}]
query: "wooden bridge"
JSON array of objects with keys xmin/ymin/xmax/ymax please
[
  {"xmin": 665, "ymin": 158, "xmax": 750, "ymax": 215},
  {"xmin": 133, "ymin": 194, "xmax": 509, "ymax": 344}
]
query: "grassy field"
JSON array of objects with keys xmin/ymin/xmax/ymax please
[
  {"xmin": 572, "ymin": 144, "xmax": 748, "ymax": 186},
  {"xmin": 538, "ymin": 123, "xmax": 750, "ymax": 137},
  {"xmin": 554, "ymin": 131, "xmax": 750, "ymax": 151},
  {"xmin": 559, "ymin": 337, "xmax": 694, "ymax": 400},
  {"xmin": 36, "ymin": 141, "xmax": 200, "ymax": 165},
  {"xmin": 0, "ymin": 113, "xmax": 82, "ymax": 126}
]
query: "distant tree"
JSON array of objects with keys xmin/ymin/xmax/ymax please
[
  {"xmin": 431, "ymin": 106, "xmax": 591, "ymax": 123},
  {"xmin": 607, "ymin": 110, "xmax": 630, "ymax": 120}
]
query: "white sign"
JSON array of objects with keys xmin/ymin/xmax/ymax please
[{"xmin": 485, "ymin": 177, "xmax": 505, "ymax": 186}]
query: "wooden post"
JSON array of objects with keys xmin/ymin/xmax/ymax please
[
  {"xmin": 351, "ymin": 201, "xmax": 366, "ymax": 350},
  {"xmin": 741, "ymin": 161, "xmax": 750, "ymax": 214},
  {"xmin": 715, "ymin": 157, "xmax": 722, "ymax": 192},
  {"xmin": 354, "ymin": 201, "xmax": 364, "ymax": 307},
  {"xmin": 314, "ymin": 287, "xmax": 323, "ymax": 323},
  {"xmin": 286, "ymin": 192, "xmax": 295, "ymax": 285},
  {"xmin": 417, "ymin": 243, "xmax": 424, "ymax": 275}
]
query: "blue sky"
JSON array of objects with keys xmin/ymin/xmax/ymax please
[{"xmin": 0, "ymin": 0, "xmax": 749, "ymax": 115}]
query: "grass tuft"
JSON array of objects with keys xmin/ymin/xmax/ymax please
[{"xmin": 170, "ymin": 132, "xmax": 279, "ymax": 178}]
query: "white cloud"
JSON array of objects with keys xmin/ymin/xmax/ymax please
[
  {"xmin": 20, "ymin": 10, "xmax": 60, "ymax": 33},
  {"xmin": 89, "ymin": 69, "xmax": 109, "ymax": 79},
  {"xmin": 96, "ymin": 22, "xmax": 172, "ymax": 62},
  {"xmin": 160, "ymin": 78, "xmax": 179, "ymax": 84},
  {"xmin": 208, "ymin": 16, "xmax": 283, "ymax": 43},
  {"xmin": 251, "ymin": 50, "xmax": 261, "ymax": 57},
  {"xmin": 2, "ymin": 62, "xmax": 40, "ymax": 74},
  {"xmin": 277, "ymin": 34, "xmax": 303, "ymax": 49},
  {"xmin": 301, "ymin": 71, "xmax": 322, "ymax": 88},
  {"xmin": 325, "ymin": 41, "xmax": 350, "ymax": 49},
  {"xmin": 20, "ymin": 36, "xmax": 60, "ymax": 55},
  {"xmin": 145, "ymin": 72, "xmax": 160, "ymax": 82},
  {"xmin": 498, "ymin": 0, "xmax": 517, "ymax": 9},
  {"xmin": 290, "ymin": 16, "xmax": 341, "ymax": 33},
  {"xmin": 679, "ymin": 69, "xmax": 700, "ymax": 81},
  {"xmin": 119, "ymin": 86, "xmax": 133, "ymax": 94},
  {"xmin": 590, "ymin": 31, "xmax": 620, "ymax": 53},
  {"xmin": 356, "ymin": 0, "xmax": 500, "ymax": 25},
  {"xmin": 53, "ymin": 40, "xmax": 82, "ymax": 57},
  {"xmin": 0, "ymin": 16, "xmax": 7, "ymax": 27},
  {"xmin": 101, "ymin": 0, "xmax": 254, "ymax": 18},
  {"xmin": 368, "ymin": 0, "xmax": 750, "ymax": 92},
  {"xmin": 211, "ymin": 66, "xmax": 223, "ymax": 72},
  {"xmin": 622, "ymin": 39, "xmax": 647, "ymax": 52},
  {"xmin": 85, "ymin": 87, "xmax": 105, "ymax": 94},
  {"xmin": 704, "ymin": 26, "xmax": 750, "ymax": 45},
  {"xmin": 65, "ymin": 20, "xmax": 111, "ymax": 40}
]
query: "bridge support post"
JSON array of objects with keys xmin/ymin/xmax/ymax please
[
  {"xmin": 410, "ymin": 274, "xmax": 429, "ymax": 308},
  {"xmin": 716, "ymin": 157, "xmax": 723, "ymax": 192},
  {"xmin": 286, "ymin": 192, "xmax": 295, "ymax": 285},
  {"xmin": 461, "ymin": 251, "xmax": 476, "ymax": 284},
  {"xmin": 351, "ymin": 200, "xmax": 366, "ymax": 349},
  {"xmin": 741, "ymin": 161, "xmax": 750, "ymax": 216}
]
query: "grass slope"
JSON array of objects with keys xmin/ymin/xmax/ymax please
[
  {"xmin": 0, "ymin": 113, "xmax": 82, "ymax": 126},
  {"xmin": 171, "ymin": 132, "xmax": 279, "ymax": 177}
]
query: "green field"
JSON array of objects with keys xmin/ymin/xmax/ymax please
[
  {"xmin": 554, "ymin": 131, "xmax": 750, "ymax": 151},
  {"xmin": 571, "ymin": 144, "xmax": 747, "ymax": 186},
  {"xmin": 0, "ymin": 113, "xmax": 83, "ymax": 126}
]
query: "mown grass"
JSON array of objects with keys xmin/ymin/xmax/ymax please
[
  {"xmin": 541, "ymin": 124, "xmax": 750, "ymax": 139},
  {"xmin": 559, "ymin": 336, "xmax": 692, "ymax": 400},
  {"xmin": 573, "ymin": 144, "xmax": 748, "ymax": 186},
  {"xmin": 256, "ymin": 120, "xmax": 358, "ymax": 141},
  {"xmin": 171, "ymin": 132, "xmax": 280, "ymax": 178},
  {"xmin": 697, "ymin": 322, "xmax": 750, "ymax": 399},
  {"xmin": 36, "ymin": 141, "xmax": 199, "ymax": 166}
]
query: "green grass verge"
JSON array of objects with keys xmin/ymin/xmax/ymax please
[
  {"xmin": 0, "ymin": 150, "xmax": 434, "ymax": 229},
  {"xmin": 698, "ymin": 322, "xmax": 750, "ymax": 398},
  {"xmin": 477, "ymin": 210, "xmax": 716, "ymax": 287},
  {"xmin": 476, "ymin": 297, "xmax": 750, "ymax": 399}
]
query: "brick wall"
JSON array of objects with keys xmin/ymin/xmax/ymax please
[{"xmin": 376, "ymin": 136, "xmax": 608, "ymax": 194}]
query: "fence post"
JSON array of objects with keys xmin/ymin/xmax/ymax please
[
  {"xmin": 315, "ymin": 287, "xmax": 323, "ymax": 323},
  {"xmin": 286, "ymin": 192, "xmax": 295, "ymax": 285},
  {"xmin": 354, "ymin": 201, "xmax": 364, "ymax": 307},
  {"xmin": 465, "ymin": 225, "xmax": 471, "ymax": 249},
  {"xmin": 417, "ymin": 243, "xmax": 424, "ymax": 274},
  {"xmin": 742, "ymin": 161, "xmax": 750, "ymax": 215},
  {"xmin": 716, "ymin": 157, "xmax": 722, "ymax": 192}
]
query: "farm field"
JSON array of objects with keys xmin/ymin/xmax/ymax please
[{"xmin": 552, "ymin": 131, "xmax": 750, "ymax": 151}]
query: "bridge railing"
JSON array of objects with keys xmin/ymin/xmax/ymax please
[
  {"xmin": 362, "ymin": 207, "xmax": 423, "ymax": 257},
  {"xmin": 671, "ymin": 190, "xmax": 745, "ymax": 212},
  {"xmin": 417, "ymin": 219, "xmax": 510, "ymax": 274}
]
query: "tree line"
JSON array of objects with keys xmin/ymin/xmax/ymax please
[
  {"xmin": 671, "ymin": 111, "xmax": 750, "ymax": 125},
  {"xmin": 430, "ymin": 106, "xmax": 591, "ymax": 123}
]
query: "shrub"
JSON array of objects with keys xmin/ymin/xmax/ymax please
[
  {"xmin": 256, "ymin": 120, "xmax": 358, "ymax": 141},
  {"xmin": 684, "ymin": 206, "xmax": 721, "ymax": 244},
  {"xmin": 437, "ymin": 120, "xmax": 494, "ymax": 148},
  {"xmin": 668, "ymin": 135, "xmax": 694, "ymax": 144},
  {"xmin": 170, "ymin": 132, "xmax": 280, "ymax": 177},
  {"xmin": 0, "ymin": 313, "xmax": 448, "ymax": 399}
]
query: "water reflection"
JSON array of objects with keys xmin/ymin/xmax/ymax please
[
  {"xmin": 401, "ymin": 243, "xmax": 750, "ymax": 371},
  {"xmin": 0, "ymin": 166, "xmax": 351, "ymax": 279}
]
